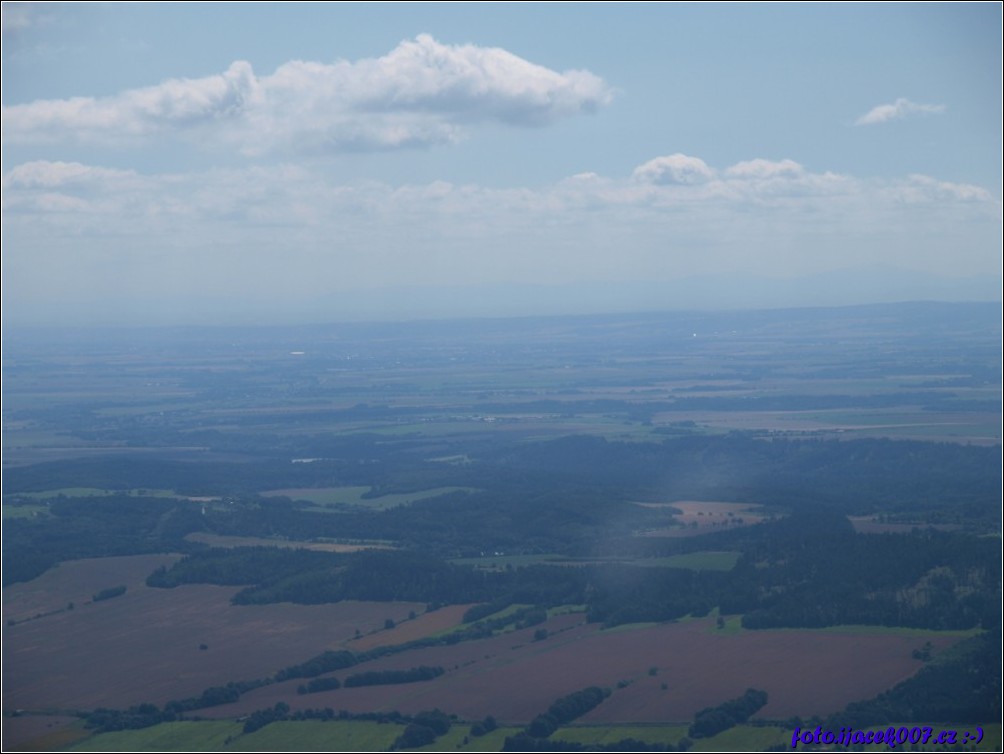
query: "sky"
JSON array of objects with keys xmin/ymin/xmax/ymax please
[{"xmin": 2, "ymin": 2, "xmax": 1001, "ymax": 326}]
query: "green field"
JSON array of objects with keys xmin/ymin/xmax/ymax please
[
  {"xmin": 69, "ymin": 721, "xmax": 243, "ymax": 751},
  {"xmin": 70, "ymin": 720, "xmax": 400, "ymax": 752},
  {"xmin": 1, "ymin": 504, "xmax": 49, "ymax": 518},
  {"xmin": 634, "ymin": 550, "xmax": 741, "ymax": 571},
  {"xmin": 16, "ymin": 487, "xmax": 179, "ymax": 500},
  {"xmin": 262, "ymin": 485, "xmax": 477, "ymax": 510},
  {"xmin": 412, "ymin": 726, "xmax": 522, "ymax": 751},
  {"xmin": 553, "ymin": 723, "xmax": 691, "ymax": 746},
  {"xmin": 233, "ymin": 720, "xmax": 401, "ymax": 751},
  {"xmin": 70, "ymin": 720, "xmax": 519, "ymax": 752},
  {"xmin": 18, "ymin": 487, "xmax": 122, "ymax": 499},
  {"xmin": 691, "ymin": 724, "xmax": 791, "ymax": 751}
]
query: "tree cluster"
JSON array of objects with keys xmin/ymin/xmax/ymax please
[
  {"xmin": 92, "ymin": 585, "xmax": 127, "ymax": 602},
  {"xmin": 688, "ymin": 688, "xmax": 768, "ymax": 738},
  {"xmin": 297, "ymin": 676, "xmax": 341, "ymax": 694},
  {"xmin": 524, "ymin": 686, "xmax": 611, "ymax": 739},
  {"xmin": 391, "ymin": 709, "xmax": 452, "ymax": 750},
  {"xmin": 344, "ymin": 666, "xmax": 444, "ymax": 688}
]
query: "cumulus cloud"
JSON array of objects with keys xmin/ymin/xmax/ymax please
[
  {"xmin": 341, "ymin": 34, "xmax": 610, "ymax": 123},
  {"xmin": 626, "ymin": 155, "xmax": 855, "ymax": 204},
  {"xmin": 2, "ymin": 61, "xmax": 260, "ymax": 145},
  {"xmin": 632, "ymin": 153, "xmax": 715, "ymax": 185},
  {"xmin": 725, "ymin": 158, "xmax": 804, "ymax": 179},
  {"xmin": 1, "ymin": 34, "xmax": 612, "ymax": 153},
  {"xmin": 855, "ymin": 98, "xmax": 945, "ymax": 126},
  {"xmin": 901, "ymin": 174, "xmax": 996, "ymax": 203},
  {"xmin": 5, "ymin": 156, "xmax": 996, "ymax": 286},
  {"xmin": 8, "ymin": 156, "xmax": 994, "ymax": 225},
  {"xmin": 9, "ymin": 154, "xmax": 992, "ymax": 242}
]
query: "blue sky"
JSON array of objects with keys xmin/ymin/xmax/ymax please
[{"xmin": 2, "ymin": 2, "xmax": 1001, "ymax": 325}]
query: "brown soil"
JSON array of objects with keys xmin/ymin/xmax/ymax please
[
  {"xmin": 196, "ymin": 614, "xmax": 955, "ymax": 725},
  {"xmin": 348, "ymin": 604, "xmax": 473, "ymax": 651},
  {"xmin": 3, "ymin": 556, "xmax": 424, "ymax": 711},
  {"xmin": 4, "ymin": 557, "xmax": 967, "ymax": 733}
]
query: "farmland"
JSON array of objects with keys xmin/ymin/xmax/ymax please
[
  {"xmin": 185, "ymin": 613, "xmax": 964, "ymax": 724},
  {"xmin": 2, "ymin": 303, "xmax": 1000, "ymax": 751},
  {"xmin": 261, "ymin": 486, "xmax": 478, "ymax": 510},
  {"xmin": 3, "ymin": 556, "xmax": 428, "ymax": 711},
  {"xmin": 633, "ymin": 501, "xmax": 769, "ymax": 536},
  {"xmin": 183, "ymin": 532, "xmax": 394, "ymax": 552}
]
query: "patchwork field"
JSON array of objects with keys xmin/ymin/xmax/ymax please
[
  {"xmin": 63, "ymin": 719, "xmax": 528, "ymax": 752},
  {"xmin": 192, "ymin": 613, "xmax": 962, "ymax": 725},
  {"xmin": 66, "ymin": 720, "xmax": 243, "ymax": 752},
  {"xmin": 2, "ymin": 556, "xmax": 426, "ymax": 713},
  {"xmin": 4, "ymin": 554, "xmax": 971, "ymax": 742},
  {"xmin": 3, "ymin": 307, "xmax": 998, "ymax": 751}
]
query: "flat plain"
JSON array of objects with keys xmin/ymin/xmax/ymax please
[{"xmin": 3, "ymin": 304, "xmax": 999, "ymax": 751}]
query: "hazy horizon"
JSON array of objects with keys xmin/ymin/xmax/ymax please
[{"xmin": 2, "ymin": 278, "xmax": 1002, "ymax": 331}]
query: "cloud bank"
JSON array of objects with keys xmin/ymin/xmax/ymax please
[
  {"xmin": 1, "ymin": 34, "xmax": 613, "ymax": 153},
  {"xmin": 855, "ymin": 98, "xmax": 946, "ymax": 126},
  {"xmin": 4, "ymin": 155, "xmax": 996, "ymax": 303}
]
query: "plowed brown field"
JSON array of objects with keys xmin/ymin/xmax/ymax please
[
  {"xmin": 3, "ymin": 556, "xmax": 425, "ymax": 711},
  {"xmin": 3, "ymin": 556, "xmax": 968, "ymax": 736},
  {"xmin": 198, "ymin": 614, "xmax": 961, "ymax": 724}
]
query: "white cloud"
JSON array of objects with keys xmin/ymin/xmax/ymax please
[
  {"xmin": 342, "ymin": 34, "xmax": 610, "ymax": 123},
  {"xmin": 6, "ymin": 157, "xmax": 995, "ymax": 227},
  {"xmin": 855, "ymin": 98, "xmax": 946, "ymax": 126},
  {"xmin": 4, "ymin": 156, "xmax": 996, "ymax": 303},
  {"xmin": 2, "ymin": 160, "xmax": 138, "ymax": 189},
  {"xmin": 1, "ymin": 35, "xmax": 612, "ymax": 153},
  {"xmin": 632, "ymin": 154, "xmax": 715, "ymax": 185},
  {"xmin": 2, "ymin": 61, "xmax": 262, "ymax": 145},
  {"xmin": 725, "ymin": 158, "xmax": 804, "ymax": 179},
  {"xmin": 901, "ymin": 174, "xmax": 996, "ymax": 203}
]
